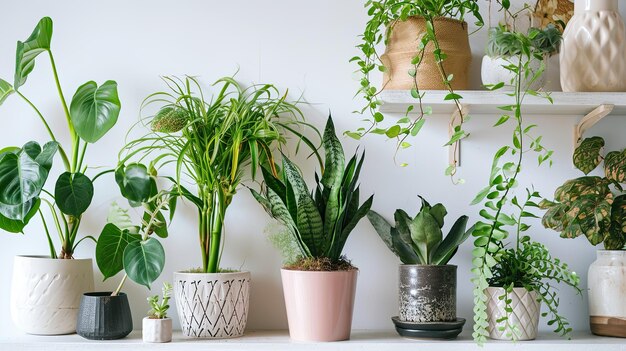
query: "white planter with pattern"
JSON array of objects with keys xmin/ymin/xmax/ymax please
[
  {"xmin": 174, "ymin": 271, "xmax": 250, "ymax": 338},
  {"xmin": 10, "ymin": 255, "xmax": 94, "ymax": 335},
  {"xmin": 486, "ymin": 287, "xmax": 541, "ymax": 341}
]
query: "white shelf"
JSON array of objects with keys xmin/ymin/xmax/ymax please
[
  {"xmin": 378, "ymin": 90, "xmax": 626, "ymax": 116},
  {"xmin": 2, "ymin": 330, "xmax": 626, "ymax": 351}
]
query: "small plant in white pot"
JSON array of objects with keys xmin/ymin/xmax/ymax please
[
  {"xmin": 252, "ymin": 116, "xmax": 373, "ymax": 342},
  {"xmin": 368, "ymin": 197, "xmax": 473, "ymax": 339},
  {"xmin": 143, "ymin": 283, "xmax": 173, "ymax": 343}
]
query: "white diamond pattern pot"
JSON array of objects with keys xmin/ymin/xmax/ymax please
[
  {"xmin": 174, "ymin": 271, "xmax": 250, "ymax": 338},
  {"xmin": 486, "ymin": 287, "xmax": 540, "ymax": 341},
  {"xmin": 560, "ymin": 0, "xmax": 626, "ymax": 92},
  {"xmin": 588, "ymin": 250, "xmax": 626, "ymax": 337},
  {"xmin": 10, "ymin": 255, "xmax": 94, "ymax": 335},
  {"xmin": 142, "ymin": 317, "xmax": 172, "ymax": 343}
]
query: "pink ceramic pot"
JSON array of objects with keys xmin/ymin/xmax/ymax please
[{"xmin": 281, "ymin": 269, "xmax": 358, "ymax": 342}]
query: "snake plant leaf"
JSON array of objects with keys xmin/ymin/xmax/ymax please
[
  {"xmin": 124, "ymin": 237, "xmax": 165, "ymax": 289},
  {"xmin": 394, "ymin": 209, "xmax": 415, "ymax": 249},
  {"xmin": 562, "ymin": 193, "xmax": 613, "ymax": 245},
  {"xmin": 367, "ymin": 210, "xmax": 419, "ymax": 264},
  {"xmin": 429, "ymin": 203, "xmax": 447, "ymax": 228},
  {"xmin": 330, "ymin": 194, "xmax": 373, "ymax": 261},
  {"xmin": 573, "ymin": 137, "xmax": 604, "ymax": 174},
  {"xmin": 606, "ymin": 195, "xmax": 626, "ymax": 250},
  {"xmin": 115, "ymin": 163, "xmax": 157, "ymax": 205},
  {"xmin": 0, "ymin": 198, "xmax": 40, "ymax": 233},
  {"xmin": 14, "ymin": 17, "xmax": 53, "ymax": 90},
  {"xmin": 320, "ymin": 116, "xmax": 345, "ymax": 188},
  {"xmin": 0, "ymin": 79, "xmax": 14, "ymax": 105},
  {"xmin": 54, "ymin": 172, "xmax": 94, "ymax": 217},
  {"xmin": 367, "ymin": 210, "xmax": 394, "ymax": 249},
  {"xmin": 554, "ymin": 176, "xmax": 610, "ymax": 204},
  {"xmin": 260, "ymin": 165, "xmax": 286, "ymax": 202},
  {"xmin": 96, "ymin": 223, "xmax": 141, "ymax": 280},
  {"xmin": 604, "ymin": 150, "xmax": 626, "ymax": 183},
  {"xmin": 106, "ymin": 202, "xmax": 139, "ymax": 234},
  {"xmin": 410, "ymin": 208, "xmax": 443, "ymax": 264},
  {"xmin": 70, "ymin": 80, "xmax": 121, "ymax": 143},
  {"xmin": 432, "ymin": 215, "xmax": 470, "ymax": 265}
]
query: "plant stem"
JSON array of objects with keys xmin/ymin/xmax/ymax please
[
  {"xmin": 38, "ymin": 210, "xmax": 57, "ymax": 259},
  {"xmin": 91, "ymin": 169, "xmax": 114, "ymax": 183},
  {"xmin": 207, "ymin": 189, "xmax": 225, "ymax": 273},
  {"xmin": 112, "ymin": 274, "xmax": 127, "ymax": 296}
]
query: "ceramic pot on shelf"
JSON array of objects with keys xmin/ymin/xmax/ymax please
[
  {"xmin": 560, "ymin": 0, "xmax": 626, "ymax": 92},
  {"xmin": 481, "ymin": 55, "xmax": 546, "ymax": 91},
  {"xmin": 588, "ymin": 250, "xmax": 626, "ymax": 337},
  {"xmin": 142, "ymin": 317, "xmax": 173, "ymax": 343},
  {"xmin": 486, "ymin": 287, "xmax": 541, "ymax": 341},
  {"xmin": 76, "ymin": 292, "xmax": 133, "ymax": 340}
]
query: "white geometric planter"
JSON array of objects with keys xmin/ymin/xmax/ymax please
[
  {"xmin": 10, "ymin": 255, "xmax": 94, "ymax": 335},
  {"xmin": 174, "ymin": 271, "xmax": 250, "ymax": 338},
  {"xmin": 142, "ymin": 317, "xmax": 172, "ymax": 343},
  {"xmin": 481, "ymin": 55, "xmax": 545, "ymax": 91},
  {"xmin": 486, "ymin": 287, "xmax": 541, "ymax": 341}
]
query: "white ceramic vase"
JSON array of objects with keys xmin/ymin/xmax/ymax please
[
  {"xmin": 588, "ymin": 250, "xmax": 626, "ymax": 337},
  {"xmin": 560, "ymin": 0, "xmax": 626, "ymax": 92},
  {"xmin": 486, "ymin": 287, "xmax": 541, "ymax": 341},
  {"xmin": 174, "ymin": 271, "xmax": 250, "ymax": 338},
  {"xmin": 481, "ymin": 55, "xmax": 545, "ymax": 91},
  {"xmin": 10, "ymin": 255, "xmax": 94, "ymax": 335},
  {"xmin": 142, "ymin": 317, "xmax": 172, "ymax": 343}
]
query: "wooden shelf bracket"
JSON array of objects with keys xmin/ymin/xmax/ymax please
[
  {"xmin": 573, "ymin": 104, "xmax": 614, "ymax": 151},
  {"xmin": 448, "ymin": 105, "xmax": 469, "ymax": 167}
]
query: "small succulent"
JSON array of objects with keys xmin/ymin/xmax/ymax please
[
  {"xmin": 368, "ymin": 197, "xmax": 473, "ymax": 265},
  {"xmin": 541, "ymin": 137, "xmax": 626, "ymax": 249},
  {"xmin": 147, "ymin": 282, "xmax": 172, "ymax": 319},
  {"xmin": 486, "ymin": 24, "xmax": 562, "ymax": 58},
  {"xmin": 150, "ymin": 106, "xmax": 188, "ymax": 133}
]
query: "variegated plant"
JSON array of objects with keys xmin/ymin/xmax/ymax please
[
  {"xmin": 541, "ymin": 137, "xmax": 626, "ymax": 249},
  {"xmin": 251, "ymin": 116, "xmax": 373, "ymax": 264}
]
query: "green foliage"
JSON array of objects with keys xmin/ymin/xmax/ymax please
[
  {"xmin": 252, "ymin": 116, "xmax": 373, "ymax": 264},
  {"xmin": 120, "ymin": 76, "xmax": 318, "ymax": 273},
  {"xmin": 352, "ymin": 0, "xmax": 483, "ymax": 175},
  {"xmin": 541, "ymin": 137, "xmax": 626, "ymax": 250},
  {"xmin": 367, "ymin": 197, "xmax": 473, "ymax": 265},
  {"xmin": 0, "ymin": 17, "xmax": 120, "ymax": 258},
  {"xmin": 147, "ymin": 282, "xmax": 172, "ymax": 319},
  {"xmin": 486, "ymin": 24, "xmax": 562, "ymax": 58}
]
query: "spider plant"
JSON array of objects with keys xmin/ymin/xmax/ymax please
[{"xmin": 119, "ymin": 76, "xmax": 319, "ymax": 273}]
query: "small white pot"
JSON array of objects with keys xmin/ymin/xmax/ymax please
[
  {"xmin": 486, "ymin": 287, "xmax": 540, "ymax": 341},
  {"xmin": 142, "ymin": 317, "xmax": 172, "ymax": 343},
  {"xmin": 10, "ymin": 255, "xmax": 94, "ymax": 335},
  {"xmin": 481, "ymin": 55, "xmax": 545, "ymax": 91},
  {"xmin": 588, "ymin": 250, "xmax": 626, "ymax": 337},
  {"xmin": 174, "ymin": 271, "xmax": 250, "ymax": 338}
]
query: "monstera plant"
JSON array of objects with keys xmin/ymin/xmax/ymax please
[
  {"xmin": 541, "ymin": 136, "xmax": 626, "ymax": 249},
  {"xmin": 0, "ymin": 17, "xmax": 121, "ymax": 258}
]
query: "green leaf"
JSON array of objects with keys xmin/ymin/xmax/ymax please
[
  {"xmin": 410, "ymin": 208, "xmax": 443, "ymax": 264},
  {"xmin": 54, "ymin": 172, "xmax": 94, "ymax": 217},
  {"xmin": 124, "ymin": 237, "xmax": 165, "ymax": 289},
  {"xmin": 0, "ymin": 79, "xmax": 14, "ymax": 105},
  {"xmin": 562, "ymin": 193, "xmax": 613, "ymax": 245},
  {"xmin": 320, "ymin": 116, "xmax": 345, "ymax": 189},
  {"xmin": 410, "ymin": 119, "xmax": 425, "ymax": 136},
  {"xmin": 70, "ymin": 80, "xmax": 121, "ymax": 143},
  {"xmin": 604, "ymin": 150, "xmax": 626, "ymax": 183},
  {"xmin": 115, "ymin": 163, "xmax": 157, "ymax": 205},
  {"xmin": 554, "ymin": 176, "xmax": 610, "ymax": 204},
  {"xmin": 143, "ymin": 203, "xmax": 168, "ymax": 238},
  {"xmin": 432, "ymin": 216, "xmax": 471, "ymax": 265},
  {"xmin": 96, "ymin": 223, "xmax": 141, "ymax": 280},
  {"xmin": 14, "ymin": 17, "xmax": 53, "ymax": 90},
  {"xmin": 385, "ymin": 125, "xmax": 401, "ymax": 138},
  {"xmin": 573, "ymin": 137, "xmax": 604, "ymax": 174},
  {"xmin": 607, "ymin": 195, "xmax": 626, "ymax": 249},
  {"xmin": 0, "ymin": 198, "xmax": 39, "ymax": 233},
  {"xmin": 106, "ymin": 202, "xmax": 139, "ymax": 234}
]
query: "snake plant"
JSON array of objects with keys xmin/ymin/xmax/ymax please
[
  {"xmin": 368, "ymin": 197, "xmax": 473, "ymax": 265},
  {"xmin": 251, "ymin": 116, "xmax": 373, "ymax": 264}
]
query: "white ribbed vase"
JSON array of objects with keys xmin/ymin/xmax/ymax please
[
  {"xmin": 10, "ymin": 256, "xmax": 94, "ymax": 335},
  {"xmin": 560, "ymin": 0, "xmax": 626, "ymax": 92},
  {"xmin": 486, "ymin": 287, "xmax": 541, "ymax": 341}
]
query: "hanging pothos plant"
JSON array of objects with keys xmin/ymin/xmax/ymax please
[{"xmin": 351, "ymin": 0, "xmax": 483, "ymax": 179}]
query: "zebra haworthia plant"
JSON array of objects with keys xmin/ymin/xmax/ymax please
[
  {"xmin": 541, "ymin": 136, "xmax": 626, "ymax": 250},
  {"xmin": 252, "ymin": 116, "xmax": 373, "ymax": 267},
  {"xmin": 367, "ymin": 197, "xmax": 473, "ymax": 265}
]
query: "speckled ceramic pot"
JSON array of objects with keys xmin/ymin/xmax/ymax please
[
  {"xmin": 399, "ymin": 265, "xmax": 456, "ymax": 322},
  {"xmin": 588, "ymin": 250, "xmax": 626, "ymax": 337}
]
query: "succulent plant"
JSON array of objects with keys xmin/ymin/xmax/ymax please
[
  {"xmin": 367, "ymin": 197, "xmax": 473, "ymax": 265},
  {"xmin": 541, "ymin": 137, "xmax": 626, "ymax": 249},
  {"xmin": 486, "ymin": 24, "xmax": 562, "ymax": 58}
]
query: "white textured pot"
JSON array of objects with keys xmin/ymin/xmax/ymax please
[
  {"xmin": 174, "ymin": 271, "xmax": 250, "ymax": 338},
  {"xmin": 481, "ymin": 55, "xmax": 545, "ymax": 91},
  {"xmin": 588, "ymin": 250, "xmax": 626, "ymax": 337},
  {"xmin": 10, "ymin": 255, "xmax": 94, "ymax": 335},
  {"xmin": 486, "ymin": 287, "xmax": 540, "ymax": 341},
  {"xmin": 142, "ymin": 317, "xmax": 172, "ymax": 343},
  {"xmin": 560, "ymin": 0, "xmax": 626, "ymax": 92}
]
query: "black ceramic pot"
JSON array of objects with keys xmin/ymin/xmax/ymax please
[
  {"xmin": 398, "ymin": 265, "xmax": 456, "ymax": 322},
  {"xmin": 76, "ymin": 292, "xmax": 133, "ymax": 340}
]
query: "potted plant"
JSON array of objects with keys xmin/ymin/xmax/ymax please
[
  {"xmin": 251, "ymin": 116, "xmax": 373, "ymax": 342},
  {"xmin": 120, "ymin": 76, "xmax": 318, "ymax": 339},
  {"xmin": 143, "ymin": 282, "xmax": 173, "ymax": 343},
  {"xmin": 541, "ymin": 136, "xmax": 626, "ymax": 337},
  {"xmin": 482, "ymin": 24, "xmax": 562, "ymax": 90},
  {"xmin": 1, "ymin": 17, "xmax": 121, "ymax": 335},
  {"xmin": 367, "ymin": 197, "xmax": 473, "ymax": 339}
]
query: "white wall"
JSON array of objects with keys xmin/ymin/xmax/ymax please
[{"xmin": 1, "ymin": 0, "xmax": 625, "ymax": 335}]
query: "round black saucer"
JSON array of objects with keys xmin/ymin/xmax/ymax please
[{"xmin": 391, "ymin": 317, "xmax": 466, "ymax": 339}]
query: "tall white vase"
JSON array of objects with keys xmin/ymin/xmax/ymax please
[
  {"xmin": 560, "ymin": 0, "xmax": 626, "ymax": 92},
  {"xmin": 588, "ymin": 250, "xmax": 626, "ymax": 337}
]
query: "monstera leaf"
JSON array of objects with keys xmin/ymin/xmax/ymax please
[
  {"xmin": 562, "ymin": 193, "xmax": 614, "ymax": 245},
  {"xmin": 0, "ymin": 79, "xmax": 14, "ymax": 105},
  {"xmin": 554, "ymin": 176, "xmax": 610, "ymax": 204},
  {"xmin": 123, "ymin": 237, "xmax": 165, "ymax": 289},
  {"xmin": 14, "ymin": 17, "xmax": 53, "ymax": 90},
  {"xmin": 54, "ymin": 172, "xmax": 94, "ymax": 217},
  {"xmin": 573, "ymin": 137, "xmax": 604, "ymax": 175},
  {"xmin": 606, "ymin": 195, "xmax": 626, "ymax": 250},
  {"xmin": 96, "ymin": 223, "xmax": 141, "ymax": 280},
  {"xmin": 604, "ymin": 150, "xmax": 626, "ymax": 183},
  {"xmin": 70, "ymin": 80, "xmax": 121, "ymax": 143},
  {"xmin": 115, "ymin": 163, "xmax": 157, "ymax": 205}
]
